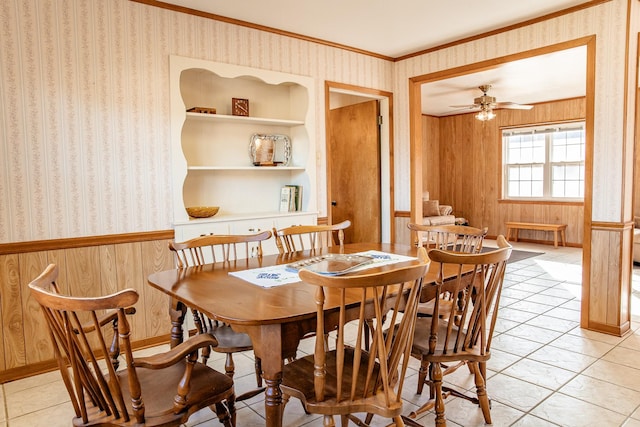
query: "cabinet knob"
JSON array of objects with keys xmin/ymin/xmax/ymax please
[{"xmin": 331, "ymin": 200, "xmax": 337, "ymax": 206}]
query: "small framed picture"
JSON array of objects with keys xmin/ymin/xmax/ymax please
[{"xmin": 232, "ymin": 98, "xmax": 249, "ymax": 116}]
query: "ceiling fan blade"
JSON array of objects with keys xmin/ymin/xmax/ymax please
[
  {"xmin": 449, "ymin": 104, "xmax": 479, "ymax": 109},
  {"xmin": 494, "ymin": 102, "xmax": 533, "ymax": 110}
]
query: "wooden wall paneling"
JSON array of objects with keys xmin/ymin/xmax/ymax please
[
  {"xmin": 585, "ymin": 226, "xmax": 630, "ymax": 335},
  {"xmin": 64, "ymin": 246, "xmax": 102, "ymax": 298},
  {"xmin": 46, "ymin": 249, "xmax": 69, "ymax": 294},
  {"xmin": 0, "ymin": 234, "xmax": 178, "ymax": 382},
  {"xmin": 19, "ymin": 251, "xmax": 54, "ymax": 365},
  {"xmin": 457, "ymin": 116, "xmax": 475, "ymax": 219},
  {"xmin": 0, "ymin": 254, "xmax": 19, "ymax": 371},
  {"xmin": 64, "ymin": 246, "xmax": 103, "ymax": 350},
  {"xmin": 635, "ymin": 88, "xmax": 640, "ymax": 218},
  {"xmin": 588, "ymin": 229, "xmax": 609, "ymax": 324},
  {"xmin": 394, "ymin": 216, "xmax": 411, "ymax": 246},
  {"xmin": 99, "ymin": 245, "xmax": 118, "ymax": 296},
  {"xmin": 422, "ymin": 115, "xmax": 440, "ymax": 200},
  {"xmin": 438, "ymin": 116, "xmax": 459, "ymax": 214},
  {"xmin": 98, "ymin": 244, "xmax": 119, "ymax": 350},
  {"xmin": 605, "ymin": 230, "xmax": 623, "ymax": 326},
  {"xmin": 140, "ymin": 239, "xmax": 174, "ymax": 339},
  {"xmin": 0, "ymin": 257, "xmax": 5, "ymax": 371},
  {"xmin": 433, "ymin": 98, "xmax": 586, "ymax": 245},
  {"xmin": 618, "ymin": 226, "xmax": 632, "ymax": 326},
  {"xmin": 476, "ymin": 118, "xmax": 499, "ymax": 230},
  {"xmin": 114, "ymin": 243, "xmax": 145, "ymax": 341}
]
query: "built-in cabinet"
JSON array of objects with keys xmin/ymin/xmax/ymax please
[{"xmin": 170, "ymin": 56, "xmax": 317, "ymax": 252}]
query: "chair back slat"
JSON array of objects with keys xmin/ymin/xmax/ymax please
[
  {"xmin": 408, "ymin": 223, "xmax": 488, "ymax": 253},
  {"xmin": 273, "ymin": 220, "xmax": 351, "ymax": 254},
  {"xmin": 169, "ymin": 230, "xmax": 272, "ymax": 268},
  {"xmin": 299, "ymin": 248, "xmax": 429, "ymax": 410},
  {"xmin": 28, "ymin": 264, "xmax": 140, "ymax": 424}
]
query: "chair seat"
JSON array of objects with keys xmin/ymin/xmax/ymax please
[
  {"xmin": 208, "ymin": 324, "xmax": 253, "ymax": 354},
  {"xmin": 416, "ymin": 299, "xmax": 455, "ymax": 318},
  {"xmin": 411, "ymin": 316, "xmax": 490, "ymax": 364},
  {"xmin": 99, "ymin": 360, "xmax": 234, "ymax": 427},
  {"xmin": 281, "ymin": 348, "xmax": 403, "ymax": 417}
]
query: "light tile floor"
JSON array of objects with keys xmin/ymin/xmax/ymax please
[{"xmin": 4, "ymin": 240, "xmax": 640, "ymax": 426}]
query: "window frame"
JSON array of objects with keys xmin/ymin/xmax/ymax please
[{"xmin": 502, "ymin": 120, "xmax": 585, "ymax": 202}]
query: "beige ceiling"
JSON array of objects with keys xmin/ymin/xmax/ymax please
[
  {"xmin": 159, "ymin": 0, "xmax": 591, "ymax": 114},
  {"xmin": 422, "ymin": 45, "xmax": 587, "ymax": 116}
]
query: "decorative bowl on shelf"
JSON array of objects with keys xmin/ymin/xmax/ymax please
[{"xmin": 186, "ymin": 206, "xmax": 219, "ymax": 218}]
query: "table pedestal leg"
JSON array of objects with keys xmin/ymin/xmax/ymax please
[
  {"xmin": 264, "ymin": 373, "xmax": 284, "ymax": 426},
  {"xmin": 243, "ymin": 323, "xmax": 285, "ymax": 427}
]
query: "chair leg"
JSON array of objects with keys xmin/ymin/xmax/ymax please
[
  {"xmin": 324, "ymin": 414, "xmax": 336, "ymax": 426},
  {"xmin": 213, "ymin": 394, "xmax": 236, "ymax": 427},
  {"xmin": 224, "ymin": 353, "xmax": 235, "ymax": 379},
  {"xmin": 191, "ymin": 309, "xmax": 212, "ymax": 364},
  {"xmin": 255, "ymin": 356, "xmax": 263, "ymax": 387},
  {"xmin": 432, "ymin": 362, "xmax": 446, "ymax": 427},
  {"xmin": 168, "ymin": 298, "xmax": 187, "ymax": 348},
  {"xmin": 416, "ymin": 360, "xmax": 429, "ymax": 394},
  {"xmin": 473, "ymin": 361, "xmax": 492, "ymax": 424}
]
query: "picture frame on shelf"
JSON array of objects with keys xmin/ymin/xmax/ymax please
[
  {"xmin": 231, "ymin": 97, "xmax": 249, "ymax": 116},
  {"xmin": 249, "ymin": 134, "xmax": 291, "ymax": 166}
]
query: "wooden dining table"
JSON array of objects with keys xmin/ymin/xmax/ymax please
[{"xmin": 147, "ymin": 242, "xmax": 445, "ymax": 426}]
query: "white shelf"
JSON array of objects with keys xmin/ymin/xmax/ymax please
[
  {"xmin": 187, "ymin": 166, "xmax": 306, "ymax": 171},
  {"xmin": 186, "ymin": 112, "xmax": 304, "ymax": 127}
]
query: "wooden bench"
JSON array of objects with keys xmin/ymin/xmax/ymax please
[{"xmin": 505, "ymin": 222, "xmax": 567, "ymax": 248}]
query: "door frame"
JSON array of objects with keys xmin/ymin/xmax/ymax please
[
  {"xmin": 325, "ymin": 81, "xmax": 394, "ymax": 243},
  {"xmin": 408, "ymin": 36, "xmax": 596, "ymax": 326}
]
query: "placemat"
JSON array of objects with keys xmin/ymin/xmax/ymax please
[{"xmin": 229, "ymin": 250, "xmax": 416, "ymax": 288}]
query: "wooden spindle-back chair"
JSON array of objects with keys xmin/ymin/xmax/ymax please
[
  {"xmin": 404, "ymin": 236, "xmax": 511, "ymax": 427},
  {"xmin": 408, "ymin": 223, "xmax": 488, "ymax": 253},
  {"xmin": 28, "ymin": 264, "xmax": 235, "ymax": 427},
  {"xmin": 281, "ymin": 248, "xmax": 430, "ymax": 426},
  {"xmin": 273, "ymin": 220, "xmax": 351, "ymax": 254},
  {"xmin": 168, "ymin": 230, "xmax": 271, "ymax": 401},
  {"xmin": 408, "ymin": 223, "xmax": 489, "ymax": 319}
]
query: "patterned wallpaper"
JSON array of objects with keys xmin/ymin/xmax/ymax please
[
  {"xmin": 0, "ymin": 0, "xmax": 393, "ymax": 242},
  {"xmin": 0, "ymin": 0, "xmax": 634, "ymax": 243}
]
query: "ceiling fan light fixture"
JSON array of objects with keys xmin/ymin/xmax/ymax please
[{"xmin": 475, "ymin": 108, "xmax": 495, "ymax": 121}]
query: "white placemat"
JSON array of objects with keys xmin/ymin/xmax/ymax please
[{"xmin": 229, "ymin": 250, "xmax": 417, "ymax": 288}]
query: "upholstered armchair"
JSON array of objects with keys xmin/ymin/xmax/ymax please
[{"xmin": 422, "ymin": 192, "xmax": 455, "ymax": 226}]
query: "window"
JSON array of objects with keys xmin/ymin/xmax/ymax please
[{"xmin": 503, "ymin": 122, "xmax": 585, "ymax": 200}]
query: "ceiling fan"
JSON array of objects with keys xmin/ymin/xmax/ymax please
[{"xmin": 451, "ymin": 84, "xmax": 533, "ymax": 120}]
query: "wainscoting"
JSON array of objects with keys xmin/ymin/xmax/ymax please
[{"xmin": 0, "ymin": 230, "xmax": 175, "ymax": 383}]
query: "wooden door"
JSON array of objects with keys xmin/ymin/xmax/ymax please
[{"xmin": 329, "ymin": 100, "xmax": 381, "ymax": 243}]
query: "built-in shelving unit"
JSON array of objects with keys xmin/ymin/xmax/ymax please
[{"xmin": 169, "ymin": 55, "xmax": 317, "ymax": 247}]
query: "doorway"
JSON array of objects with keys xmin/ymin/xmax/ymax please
[
  {"xmin": 326, "ymin": 82, "xmax": 393, "ymax": 243},
  {"xmin": 329, "ymin": 100, "xmax": 381, "ymax": 243},
  {"xmin": 408, "ymin": 37, "xmax": 595, "ymax": 328}
]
